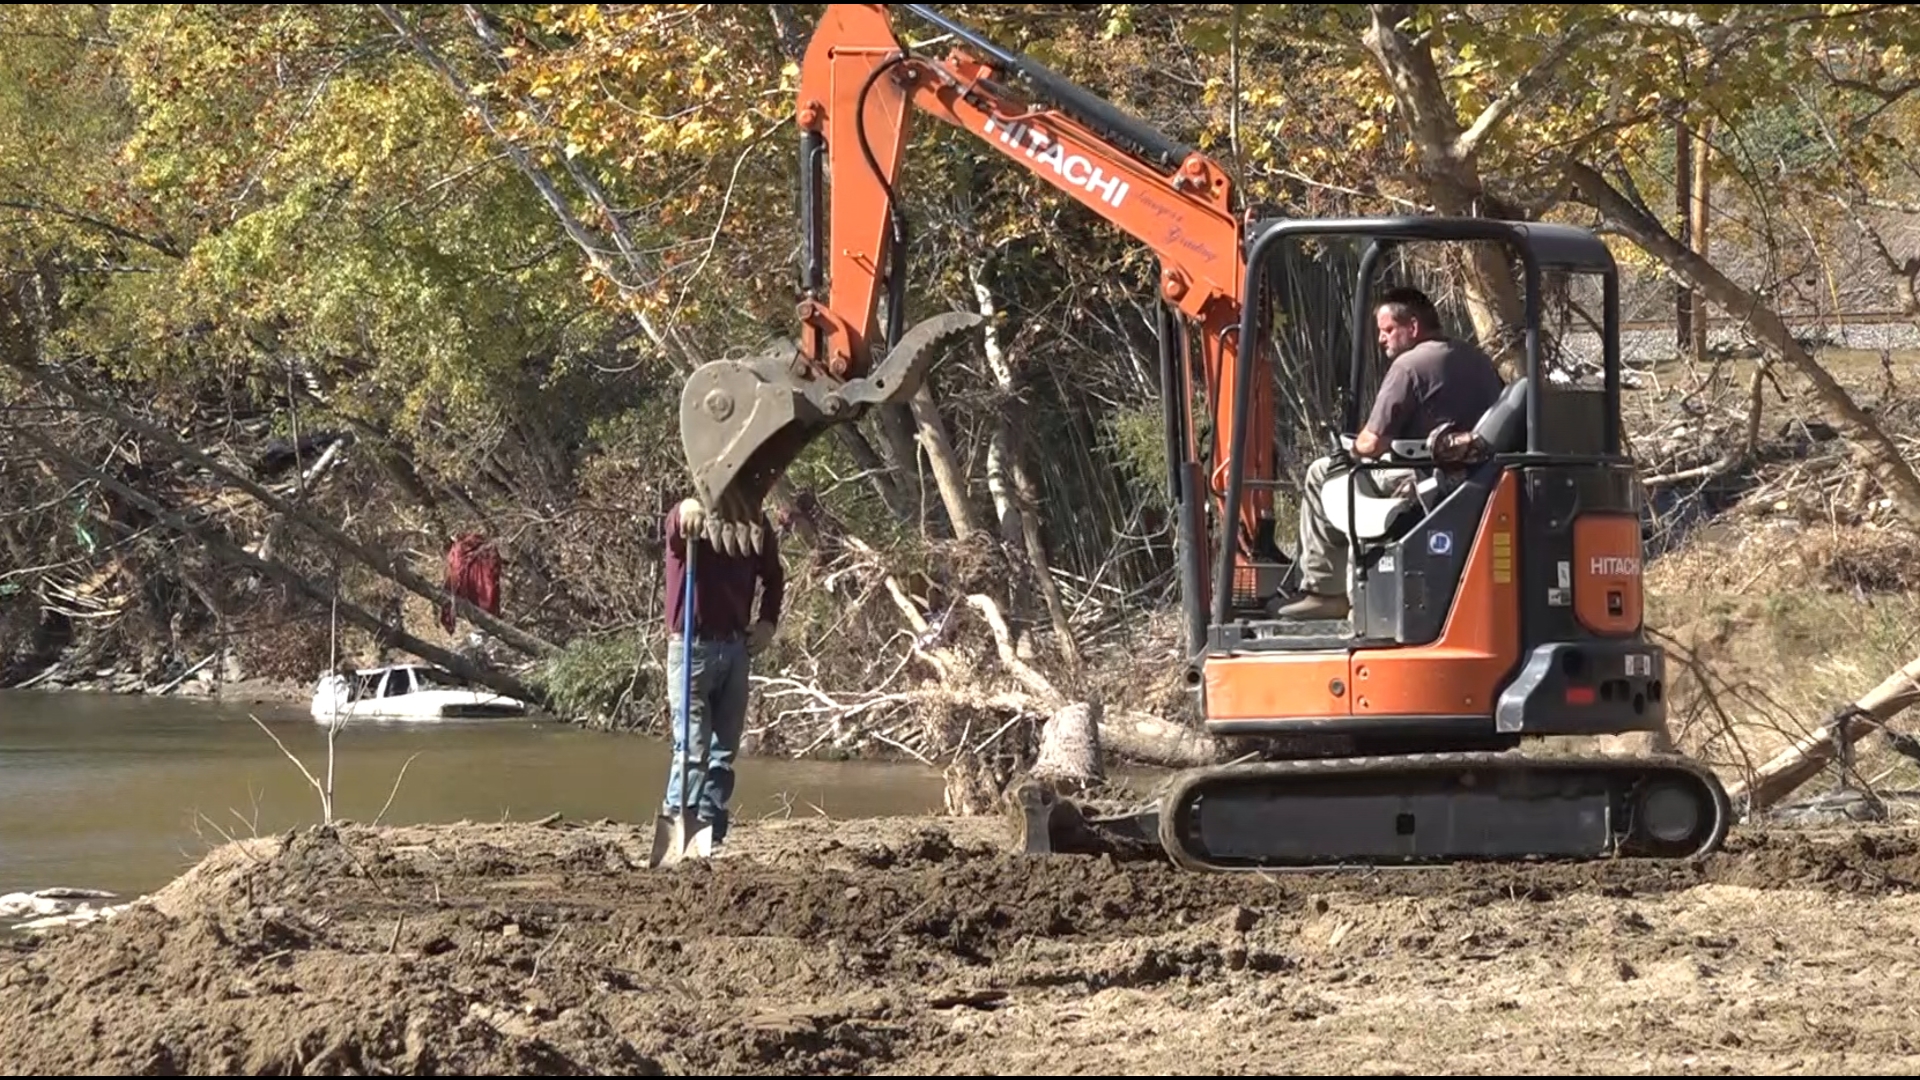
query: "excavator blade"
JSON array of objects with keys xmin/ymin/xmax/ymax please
[{"xmin": 678, "ymin": 311, "xmax": 983, "ymax": 554}]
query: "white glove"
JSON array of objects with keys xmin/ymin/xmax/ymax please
[
  {"xmin": 748, "ymin": 620, "xmax": 775, "ymax": 656},
  {"xmin": 679, "ymin": 498, "xmax": 705, "ymax": 535}
]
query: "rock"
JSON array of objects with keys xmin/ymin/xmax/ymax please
[
  {"xmin": 1219, "ymin": 905, "xmax": 1260, "ymax": 933},
  {"xmin": 12, "ymin": 904, "xmax": 130, "ymax": 932},
  {"xmin": 5, "ymin": 887, "xmax": 135, "ymax": 933},
  {"xmin": 28, "ymin": 887, "xmax": 116, "ymax": 901},
  {"xmin": 0, "ymin": 888, "xmax": 118, "ymax": 920}
]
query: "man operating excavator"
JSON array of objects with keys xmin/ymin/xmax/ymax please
[{"xmin": 1274, "ymin": 286, "xmax": 1506, "ymax": 621}]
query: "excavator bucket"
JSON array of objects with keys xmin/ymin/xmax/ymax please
[{"xmin": 679, "ymin": 310, "xmax": 983, "ymax": 554}]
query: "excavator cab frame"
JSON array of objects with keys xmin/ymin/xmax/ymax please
[
  {"xmin": 1143, "ymin": 214, "xmax": 1735, "ymax": 870},
  {"xmin": 1202, "ymin": 217, "xmax": 1636, "ymax": 702},
  {"xmin": 675, "ymin": 2, "xmax": 1733, "ymax": 870}
]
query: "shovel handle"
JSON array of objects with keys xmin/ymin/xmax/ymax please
[{"xmin": 679, "ymin": 536, "xmax": 697, "ymax": 814}]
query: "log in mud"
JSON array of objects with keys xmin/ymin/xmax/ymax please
[{"xmin": 4, "ymin": 813, "xmax": 1920, "ymax": 1074}]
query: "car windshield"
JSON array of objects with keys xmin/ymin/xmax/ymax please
[{"xmin": 412, "ymin": 667, "xmax": 465, "ymax": 691}]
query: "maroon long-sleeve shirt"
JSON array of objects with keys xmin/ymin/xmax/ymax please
[{"xmin": 663, "ymin": 502, "xmax": 785, "ymax": 639}]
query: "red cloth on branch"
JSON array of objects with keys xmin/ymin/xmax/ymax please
[{"xmin": 441, "ymin": 533, "xmax": 502, "ymax": 632}]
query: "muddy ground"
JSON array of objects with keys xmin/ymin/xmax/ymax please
[{"xmin": 4, "ymin": 811, "xmax": 1920, "ymax": 1076}]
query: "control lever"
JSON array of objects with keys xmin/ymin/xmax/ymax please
[{"xmin": 1322, "ymin": 425, "xmax": 1354, "ymax": 475}]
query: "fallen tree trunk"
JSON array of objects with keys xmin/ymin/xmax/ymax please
[
  {"xmin": 1567, "ymin": 159, "xmax": 1920, "ymax": 528},
  {"xmin": 16, "ymin": 426, "xmax": 544, "ymax": 708},
  {"xmin": 1724, "ymin": 654, "xmax": 1920, "ymax": 816},
  {"xmin": 948, "ymin": 592, "xmax": 1229, "ymax": 771},
  {"xmin": 9, "ymin": 362, "xmax": 559, "ymax": 660},
  {"xmin": 809, "ymin": 541, "xmax": 1225, "ymax": 778},
  {"xmin": 1031, "ymin": 699, "xmax": 1104, "ymax": 789},
  {"xmin": 1026, "ymin": 698, "xmax": 1231, "ymax": 778},
  {"xmin": 1100, "ymin": 709, "xmax": 1227, "ymax": 769}
]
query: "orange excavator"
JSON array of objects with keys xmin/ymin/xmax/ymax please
[{"xmin": 677, "ymin": 3, "xmax": 1732, "ymax": 870}]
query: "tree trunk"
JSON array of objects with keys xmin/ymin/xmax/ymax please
[
  {"xmin": 11, "ymin": 362, "xmax": 562, "ymax": 658},
  {"xmin": 967, "ymin": 255, "xmax": 1022, "ymax": 546},
  {"xmin": 1674, "ymin": 116, "xmax": 1693, "ymax": 356},
  {"xmin": 907, "ymin": 381, "xmax": 981, "ymax": 540},
  {"xmin": 1724, "ymin": 654, "xmax": 1920, "ymax": 815},
  {"xmin": 1006, "ymin": 424, "xmax": 1081, "ymax": 673},
  {"xmin": 871, "ymin": 405, "xmax": 933, "ymax": 526},
  {"xmin": 830, "ymin": 424, "xmax": 917, "ymax": 524},
  {"xmin": 16, "ymin": 426, "xmax": 542, "ymax": 707},
  {"xmin": 1362, "ymin": 4, "xmax": 1528, "ymax": 366},
  {"xmin": 985, "ymin": 424, "xmax": 1021, "ymax": 547},
  {"xmin": 1688, "ymin": 118, "xmax": 1713, "ymax": 364},
  {"xmin": 1031, "ymin": 699, "xmax": 1104, "ymax": 789},
  {"xmin": 1566, "ymin": 159, "xmax": 1920, "ymax": 526},
  {"xmin": 967, "ymin": 250, "xmax": 1080, "ymax": 673},
  {"xmin": 1099, "ymin": 710, "xmax": 1227, "ymax": 769},
  {"xmin": 1464, "ymin": 245, "xmax": 1527, "ymax": 373},
  {"xmin": 767, "ymin": 4, "xmax": 807, "ymax": 60},
  {"xmin": 985, "ymin": 423, "xmax": 1034, "ymax": 644}
]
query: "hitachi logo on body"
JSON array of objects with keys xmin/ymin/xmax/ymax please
[
  {"xmin": 1590, "ymin": 555, "xmax": 1639, "ymax": 577},
  {"xmin": 982, "ymin": 116, "xmax": 1131, "ymax": 208}
]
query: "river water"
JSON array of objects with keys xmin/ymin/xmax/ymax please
[{"xmin": 0, "ymin": 690, "xmax": 948, "ymax": 903}]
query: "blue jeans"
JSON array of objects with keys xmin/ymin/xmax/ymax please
[{"xmin": 662, "ymin": 635, "xmax": 750, "ymax": 844}]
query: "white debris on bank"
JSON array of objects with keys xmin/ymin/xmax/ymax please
[{"xmin": 0, "ymin": 888, "xmax": 139, "ymax": 932}]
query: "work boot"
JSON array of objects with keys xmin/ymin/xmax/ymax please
[{"xmin": 1273, "ymin": 592, "xmax": 1350, "ymax": 620}]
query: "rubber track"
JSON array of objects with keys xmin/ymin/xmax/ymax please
[{"xmin": 1154, "ymin": 750, "xmax": 1733, "ymax": 873}]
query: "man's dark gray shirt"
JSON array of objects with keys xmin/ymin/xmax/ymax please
[{"xmin": 1365, "ymin": 336, "xmax": 1505, "ymax": 443}]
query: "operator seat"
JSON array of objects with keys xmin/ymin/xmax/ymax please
[
  {"xmin": 1470, "ymin": 376, "xmax": 1530, "ymax": 457},
  {"xmin": 1319, "ymin": 376, "xmax": 1531, "ymax": 547}
]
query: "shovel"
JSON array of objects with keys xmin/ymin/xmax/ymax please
[{"xmin": 649, "ymin": 531, "xmax": 714, "ymax": 866}]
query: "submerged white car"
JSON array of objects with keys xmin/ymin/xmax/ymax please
[{"xmin": 311, "ymin": 662, "xmax": 530, "ymax": 722}]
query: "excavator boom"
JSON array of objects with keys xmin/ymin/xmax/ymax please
[{"xmin": 678, "ymin": 2, "xmax": 1273, "ymax": 565}]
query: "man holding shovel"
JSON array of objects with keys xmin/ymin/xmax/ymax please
[{"xmin": 652, "ymin": 494, "xmax": 784, "ymax": 862}]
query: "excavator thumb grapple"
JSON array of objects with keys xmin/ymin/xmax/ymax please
[{"xmin": 678, "ymin": 310, "xmax": 983, "ymax": 555}]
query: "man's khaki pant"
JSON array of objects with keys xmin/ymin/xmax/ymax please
[{"xmin": 1296, "ymin": 455, "xmax": 1418, "ymax": 598}]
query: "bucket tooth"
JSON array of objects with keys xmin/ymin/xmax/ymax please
[{"xmin": 677, "ymin": 310, "xmax": 983, "ymax": 551}]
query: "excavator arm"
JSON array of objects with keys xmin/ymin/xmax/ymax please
[{"xmin": 678, "ymin": 2, "xmax": 1275, "ymax": 563}]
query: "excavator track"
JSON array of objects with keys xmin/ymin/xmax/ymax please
[{"xmin": 1152, "ymin": 750, "xmax": 1731, "ymax": 872}]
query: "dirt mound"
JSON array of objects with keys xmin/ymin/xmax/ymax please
[
  {"xmin": 1703, "ymin": 827, "xmax": 1920, "ymax": 891},
  {"xmin": 5, "ymin": 814, "xmax": 1920, "ymax": 1074}
]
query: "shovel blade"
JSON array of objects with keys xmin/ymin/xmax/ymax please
[
  {"xmin": 647, "ymin": 811, "xmax": 716, "ymax": 867},
  {"xmin": 648, "ymin": 811, "xmax": 695, "ymax": 867}
]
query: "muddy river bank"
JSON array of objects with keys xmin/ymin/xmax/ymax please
[{"xmin": 3, "ymin": 813, "xmax": 1918, "ymax": 1074}]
